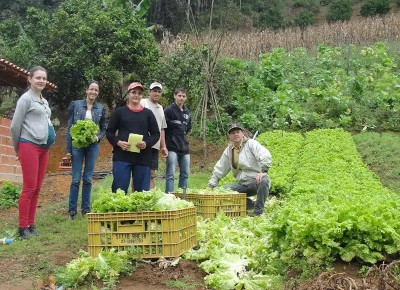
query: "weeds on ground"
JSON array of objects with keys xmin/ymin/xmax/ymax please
[
  {"xmin": 353, "ymin": 132, "xmax": 400, "ymax": 193},
  {"xmin": 164, "ymin": 275, "xmax": 201, "ymax": 289},
  {"xmin": 0, "ymin": 181, "xmax": 21, "ymax": 209}
]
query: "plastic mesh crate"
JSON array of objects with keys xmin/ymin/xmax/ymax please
[
  {"xmin": 88, "ymin": 207, "xmax": 197, "ymax": 258},
  {"xmin": 174, "ymin": 192, "xmax": 246, "ymax": 219}
]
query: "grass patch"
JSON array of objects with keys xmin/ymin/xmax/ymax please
[
  {"xmin": 353, "ymin": 132, "xmax": 400, "ymax": 193},
  {"xmin": 164, "ymin": 275, "xmax": 201, "ymax": 289}
]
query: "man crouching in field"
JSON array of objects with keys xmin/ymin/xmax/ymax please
[{"xmin": 208, "ymin": 124, "xmax": 272, "ymax": 216}]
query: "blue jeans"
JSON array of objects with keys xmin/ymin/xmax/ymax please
[
  {"xmin": 165, "ymin": 151, "xmax": 190, "ymax": 193},
  {"xmin": 223, "ymin": 175, "xmax": 270, "ymax": 215},
  {"xmin": 112, "ymin": 161, "xmax": 150, "ymax": 193},
  {"xmin": 68, "ymin": 142, "xmax": 100, "ymax": 213}
]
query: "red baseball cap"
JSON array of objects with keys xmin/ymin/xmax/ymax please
[{"xmin": 127, "ymin": 82, "xmax": 144, "ymax": 91}]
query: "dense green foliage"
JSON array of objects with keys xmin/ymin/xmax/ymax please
[
  {"xmin": 0, "ymin": 181, "xmax": 21, "ymax": 209},
  {"xmin": 151, "ymin": 41, "xmax": 400, "ymax": 138},
  {"xmin": 360, "ymin": 0, "xmax": 391, "ymax": 17},
  {"xmin": 55, "ymin": 249, "xmax": 134, "ymax": 288},
  {"xmin": 228, "ymin": 42, "xmax": 400, "ymax": 132},
  {"xmin": 326, "ymin": 0, "xmax": 353, "ymax": 22},
  {"xmin": 70, "ymin": 120, "xmax": 99, "ymax": 149},
  {"xmin": 1, "ymin": 0, "xmax": 393, "ymax": 36},
  {"xmin": 0, "ymin": 0, "xmax": 63, "ymax": 20},
  {"xmin": 0, "ymin": 0, "xmax": 159, "ymax": 109}
]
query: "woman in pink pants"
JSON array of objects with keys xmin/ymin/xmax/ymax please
[{"xmin": 10, "ymin": 66, "xmax": 56, "ymax": 239}]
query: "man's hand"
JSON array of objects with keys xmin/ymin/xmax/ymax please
[
  {"xmin": 93, "ymin": 135, "xmax": 99, "ymax": 143},
  {"xmin": 255, "ymin": 172, "xmax": 266, "ymax": 184},
  {"xmin": 161, "ymin": 147, "xmax": 168, "ymax": 157}
]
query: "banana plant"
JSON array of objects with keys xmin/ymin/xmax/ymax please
[
  {"xmin": 135, "ymin": 0, "xmax": 153, "ymax": 17},
  {"xmin": 112, "ymin": 0, "xmax": 153, "ymax": 17}
]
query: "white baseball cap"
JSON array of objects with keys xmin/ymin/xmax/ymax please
[{"xmin": 149, "ymin": 82, "xmax": 163, "ymax": 91}]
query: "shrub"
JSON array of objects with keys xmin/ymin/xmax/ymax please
[
  {"xmin": 0, "ymin": 181, "xmax": 21, "ymax": 209},
  {"xmin": 293, "ymin": 10, "xmax": 316, "ymax": 27},
  {"xmin": 326, "ymin": 0, "xmax": 353, "ymax": 22},
  {"xmin": 360, "ymin": 0, "xmax": 390, "ymax": 17},
  {"xmin": 257, "ymin": 7, "xmax": 284, "ymax": 29},
  {"xmin": 291, "ymin": 0, "xmax": 320, "ymax": 13}
]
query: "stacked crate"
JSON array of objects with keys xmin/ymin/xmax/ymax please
[
  {"xmin": 174, "ymin": 192, "xmax": 246, "ymax": 219},
  {"xmin": 88, "ymin": 207, "xmax": 197, "ymax": 258}
]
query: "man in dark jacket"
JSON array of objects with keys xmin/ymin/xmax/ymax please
[{"xmin": 164, "ymin": 88, "xmax": 191, "ymax": 193}]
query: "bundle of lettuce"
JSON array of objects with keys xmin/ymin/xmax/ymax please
[
  {"xmin": 92, "ymin": 188, "xmax": 194, "ymax": 213},
  {"xmin": 70, "ymin": 120, "xmax": 99, "ymax": 148},
  {"xmin": 176, "ymin": 187, "xmax": 239, "ymax": 194}
]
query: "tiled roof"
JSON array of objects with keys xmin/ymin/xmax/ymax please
[{"xmin": 0, "ymin": 58, "xmax": 57, "ymax": 91}]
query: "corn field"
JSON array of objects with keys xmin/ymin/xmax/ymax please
[{"xmin": 159, "ymin": 13, "xmax": 400, "ymax": 60}]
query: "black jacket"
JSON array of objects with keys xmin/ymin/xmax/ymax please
[
  {"xmin": 106, "ymin": 106, "xmax": 160, "ymax": 165},
  {"xmin": 164, "ymin": 103, "xmax": 191, "ymax": 155}
]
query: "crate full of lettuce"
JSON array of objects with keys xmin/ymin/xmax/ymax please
[
  {"xmin": 174, "ymin": 188, "xmax": 246, "ymax": 219},
  {"xmin": 88, "ymin": 188, "xmax": 197, "ymax": 258}
]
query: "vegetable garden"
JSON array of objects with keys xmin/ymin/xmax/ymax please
[
  {"xmin": 2, "ymin": 1, "xmax": 400, "ymax": 288},
  {"xmin": 183, "ymin": 129, "xmax": 400, "ymax": 289},
  {"xmin": 9, "ymin": 128, "xmax": 395, "ymax": 289}
]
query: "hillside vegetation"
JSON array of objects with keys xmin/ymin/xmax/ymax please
[{"xmin": 1, "ymin": 0, "xmax": 400, "ymax": 33}]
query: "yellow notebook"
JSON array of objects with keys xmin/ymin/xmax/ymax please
[{"xmin": 127, "ymin": 133, "xmax": 143, "ymax": 153}]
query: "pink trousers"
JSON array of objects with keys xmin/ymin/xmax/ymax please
[{"xmin": 18, "ymin": 142, "xmax": 49, "ymax": 228}]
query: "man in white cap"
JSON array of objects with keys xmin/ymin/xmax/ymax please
[
  {"xmin": 139, "ymin": 82, "xmax": 168, "ymax": 189},
  {"xmin": 208, "ymin": 123, "xmax": 272, "ymax": 216}
]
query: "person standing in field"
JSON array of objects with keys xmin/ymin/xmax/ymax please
[
  {"xmin": 164, "ymin": 88, "xmax": 191, "ymax": 193},
  {"xmin": 208, "ymin": 124, "xmax": 272, "ymax": 216},
  {"xmin": 65, "ymin": 81, "xmax": 106, "ymax": 220},
  {"xmin": 139, "ymin": 82, "xmax": 168, "ymax": 189},
  {"xmin": 10, "ymin": 66, "xmax": 56, "ymax": 239},
  {"xmin": 106, "ymin": 82, "xmax": 160, "ymax": 193}
]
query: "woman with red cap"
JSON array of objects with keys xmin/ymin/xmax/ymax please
[{"xmin": 106, "ymin": 82, "xmax": 160, "ymax": 193}]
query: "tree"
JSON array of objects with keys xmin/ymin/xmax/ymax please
[
  {"xmin": 326, "ymin": 0, "xmax": 352, "ymax": 22},
  {"xmin": 0, "ymin": 0, "xmax": 62, "ymax": 21},
  {"xmin": 293, "ymin": 10, "xmax": 316, "ymax": 27},
  {"xmin": 360, "ymin": 0, "xmax": 390, "ymax": 17},
  {"xmin": 21, "ymin": 0, "xmax": 160, "ymax": 109},
  {"xmin": 0, "ymin": 17, "xmax": 40, "ymax": 70}
]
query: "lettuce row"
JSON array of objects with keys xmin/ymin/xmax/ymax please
[
  {"xmin": 267, "ymin": 129, "xmax": 400, "ymax": 269},
  {"xmin": 258, "ymin": 131, "xmax": 304, "ymax": 195}
]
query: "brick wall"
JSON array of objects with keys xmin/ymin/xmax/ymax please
[{"xmin": 0, "ymin": 117, "xmax": 22, "ymax": 182}]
